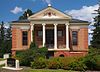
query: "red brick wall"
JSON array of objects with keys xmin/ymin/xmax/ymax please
[
  {"xmin": 12, "ymin": 27, "xmax": 31, "ymax": 55},
  {"xmin": 54, "ymin": 51, "xmax": 88, "ymax": 57},
  {"xmin": 12, "ymin": 24, "xmax": 88, "ymax": 56},
  {"xmin": 70, "ymin": 27, "xmax": 88, "ymax": 51}
]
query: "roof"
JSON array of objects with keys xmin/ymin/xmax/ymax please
[
  {"xmin": 11, "ymin": 6, "xmax": 88, "ymax": 24},
  {"xmin": 70, "ymin": 19, "xmax": 88, "ymax": 23},
  {"xmin": 11, "ymin": 19, "xmax": 30, "ymax": 23},
  {"xmin": 11, "ymin": 19, "xmax": 88, "ymax": 23}
]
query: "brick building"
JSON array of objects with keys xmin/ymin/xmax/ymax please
[{"xmin": 11, "ymin": 5, "xmax": 89, "ymax": 57}]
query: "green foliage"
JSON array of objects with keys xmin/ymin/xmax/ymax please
[
  {"xmin": 31, "ymin": 57, "xmax": 85, "ymax": 70},
  {"xmin": 19, "ymin": 9, "xmax": 33, "ymax": 20},
  {"xmin": 47, "ymin": 58, "xmax": 60, "ymax": 69},
  {"xmin": 82, "ymin": 47, "xmax": 100, "ymax": 70},
  {"xmin": 95, "ymin": 55, "xmax": 100, "ymax": 70},
  {"xmin": 31, "ymin": 57, "xmax": 47, "ymax": 69},
  {"xmin": 91, "ymin": 5, "xmax": 100, "ymax": 48},
  {"xmin": 38, "ymin": 47, "xmax": 48, "ymax": 58},
  {"xmin": 16, "ymin": 49, "xmax": 35, "ymax": 66},
  {"xmin": 0, "ymin": 22, "xmax": 12, "ymax": 57},
  {"xmin": 16, "ymin": 42, "xmax": 48, "ymax": 66},
  {"xmin": 59, "ymin": 57, "xmax": 79, "ymax": 70},
  {"xmin": 68, "ymin": 58, "xmax": 87, "ymax": 71}
]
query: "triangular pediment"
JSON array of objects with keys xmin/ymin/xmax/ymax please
[{"xmin": 28, "ymin": 6, "xmax": 71, "ymax": 20}]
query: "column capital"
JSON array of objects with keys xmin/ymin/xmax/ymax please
[
  {"xmin": 54, "ymin": 23, "xmax": 58, "ymax": 26},
  {"xmin": 65, "ymin": 22, "xmax": 69, "ymax": 26},
  {"xmin": 42, "ymin": 23, "xmax": 46, "ymax": 26},
  {"xmin": 30, "ymin": 23, "xmax": 34, "ymax": 26}
]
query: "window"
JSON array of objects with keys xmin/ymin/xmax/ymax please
[
  {"xmin": 58, "ymin": 30, "xmax": 63, "ymax": 37},
  {"xmin": 38, "ymin": 31, "xmax": 42, "ymax": 37},
  {"xmin": 22, "ymin": 31, "xmax": 28, "ymax": 46},
  {"xmin": 72, "ymin": 31, "xmax": 78, "ymax": 45}
]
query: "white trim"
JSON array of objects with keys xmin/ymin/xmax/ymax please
[{"xmin": 48, "ymin": 48, "xmax": 69, "ymax": 51}]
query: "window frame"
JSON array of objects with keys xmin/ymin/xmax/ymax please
[
  {"xmin": 58, "ymin": 30, "xmax": 63, "ymax": 37},
  {"xmin": 72, "ymin": 31, "xmax": 78, "ymax": 45},
  {"xmin": 37, "ymin": 30, "xmax": 43, "ymax": 37},
  {"xmin": 22, "ymin": 31, "xmax": 28, "ymax": 46}
]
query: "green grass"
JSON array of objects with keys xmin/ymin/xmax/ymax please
[
  {"xmin": 0, "ymin": 58, "xmax": 5, "ymax": 61},
  {"xmin": 22, "ymin": 69, "xmax": 77, "ymax": 72}
]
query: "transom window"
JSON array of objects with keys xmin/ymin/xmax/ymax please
[
  {"xmin": 22, "ymin": 31, "xmax": 28, "ymax": 46},
  {"xmin": 72, "ymin": 31, "xmax": 78, "ymax": 45}
]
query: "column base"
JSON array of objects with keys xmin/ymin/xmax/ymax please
[{"xmin": 66, "ymin": 48, "xmax": 70, "ymax": 50}]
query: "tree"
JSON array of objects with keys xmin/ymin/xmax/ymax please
[
  {"xmin": 5, "ymin": 25, "xmax": 12, "ymax": 53},
  {"xmin": 19, "ymin": 9, "xmax": 33, "ymax": 20},
  {"xmin": 91, "ymin": 4, "xmax": 100, "ymax": 48},
  {"xmin": 0, "ymin": 22, "xmax": 12, "ymax": 57},
  {"xmin": 0, "ymin": 21, "xmax": 5, "ymax": 57}
]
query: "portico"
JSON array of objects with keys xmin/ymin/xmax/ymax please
[{"xmin": 30, "ymin": 22, "xmax": 70, "ymax": 50}]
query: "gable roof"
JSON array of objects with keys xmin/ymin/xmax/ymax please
[
  {"xmin": 28, "ymin": 6, "xmax": 72, "ymax": 20},
  {"xmin": 11, "ymin": 6, "xmax": 89, "ymax": 24}
]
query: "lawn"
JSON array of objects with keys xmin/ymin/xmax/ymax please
[
  {"xmin": 21, "ymin": 69, "xmax": 77, "ymax": 72},
  {"xmin": 20, "ymin": 67, "xmax": 77, "ymax": 72},
  {"xmin": 0, "ymin": 58, "xmax": 5, "ymax": 61}
]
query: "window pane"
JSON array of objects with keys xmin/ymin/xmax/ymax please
[
  {"xmin": 58, "ymin": 31, "xmax": 62, "ymax": 37},
  {"xmin": 22, "ymin": 31, "xmax": 28, "ymax": 46},
  {"xmin": 72, "ymin": 31, "xmax": 78, "ymax": 45},
  {"xmin": 38, "ymin": 31, "xmax": 42, "ymax": 37}
]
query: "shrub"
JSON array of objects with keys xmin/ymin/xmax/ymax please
[
  {"xmin": 38, "ymin": 46, "xmax": 48, "ymax": 58},
  {"xmin": 59, "ymin": 57, "xmax": 80, "ymax": 70},
  {"xmin": 46, "ymin": 58, "xmax": 60, "ymax": 69},
  {"xmin": 68, "ymin": 58, "xmax": 87, "ymax": 71},
  {"xmin": 93, "ymin": 55, "xmax": 100, "ymax": 70},
  {"xmin": 46, "ymin": 57, "xmax": 81, "ymax": 69},
  {"xmin": 16, "ymin": 49, "xmax": 35, "ymax": 66},
  {"xmin": 31, "ymin": 57, "xmax": 47, "ymax": 69},
  {"xmin": 15, "ymin": 43, "xmax": 48, "ymax": 66}
]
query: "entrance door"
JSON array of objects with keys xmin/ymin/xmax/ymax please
[{"xmin": 46, "ymin": 29, "xmax": 54, "ymax": 48}]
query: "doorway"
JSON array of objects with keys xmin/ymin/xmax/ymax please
[{"xmin": 46, "ymin": 29, "xmax": 54, "ymax": 48}]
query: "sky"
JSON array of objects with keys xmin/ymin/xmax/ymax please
[{"xmin": 0, "ymin": 0, "xmax": 99, "ymax": 44}]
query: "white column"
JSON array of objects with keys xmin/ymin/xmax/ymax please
[
  {"xmin": 31, "ymin": 23, "xmax": 34, "ymax": 42},
  {"xmin": 65, "ymin": 23, "xmax": 70, "ymax": 50},
  {"xmin": 42, "ymin": 23, "xmax": 46, "ymax": 47},
  {"xmin": 54, "ymin": 24, "xmax": 58, "ymax": 49}
]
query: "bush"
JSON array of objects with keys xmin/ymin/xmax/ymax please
[
  {"xmin": 95, "ymin": 55, "xmax": 100, "ymax": 70},
  {"xmin": 46, "ymin": 58, "xmax": 60, "ymax": 69},
  {"xmin": 68, "ymin": 58, "xmax": 87, "ymax": 71},
  {"xmin": 16, "ymin": 49, "xmax": 35, "ymax": 66},
  {"xmin": 15, "ymin": 43, "xmax": 48, "ymax": 66},
  {"xmin": 84, "ymin": 56, "xmax": 97, "ymax": 70},
  {"xmin": 31, "ymin": 57, "xmax": 47, "ymax": 69}
]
